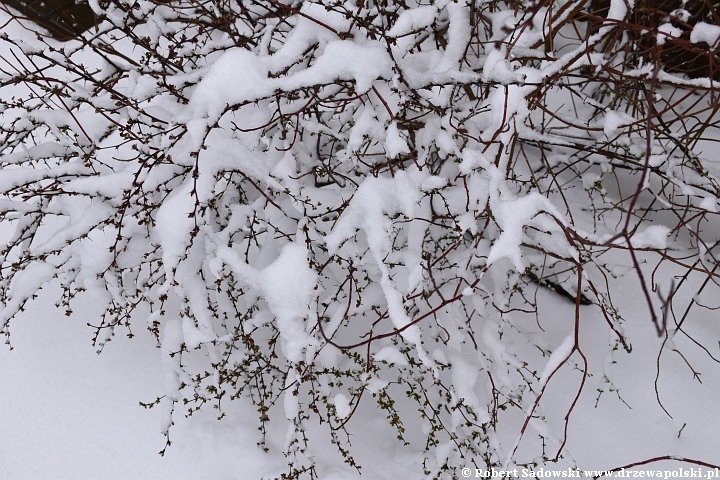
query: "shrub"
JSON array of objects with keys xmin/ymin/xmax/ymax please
[{"xmin": 2, "ymin": 0, "xmax": 720, "ymax": 477}]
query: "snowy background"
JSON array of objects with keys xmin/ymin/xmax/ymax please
[
  {"xmin": 2, "ymin": 1, "xmax": 720, "ymax": 479},
  {"xmin": 2, "ymin": 253, "xmax": 718, "ymax": 478}
]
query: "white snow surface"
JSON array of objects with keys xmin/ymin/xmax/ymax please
[
  {"xmin": 333, "ymin": 393, "xmax": 352, "ymax": 420},
  {"xmin": 182, "ymin": 36, "xmax": 393, "ymax": 151},
  {"xmin": 700, "ymin": 196, "xmax": 718, "ymax": 212},
  {"xmin": 603, "ymin": 110, "xmax": 636, "ymax": 138},
  {"xmin": 3, "ymin": 267, "xmax": 720, "ymax": 478},
  {"xmin": 215, "ymin": 242, "xmax": 318, "ymax": 363},
  {"xmin": 690, "ymin": 22, "xmax": 720, "ymax": 47},
  {"xmin": 657, "ymin": 23, "xmax": 682, "ymax": 46},
  {"xmin": 630, "ymin": 225, "xmax": 671, "ymax": 249},
  {"xmin": 607, "ymin": 0, "xmax": 634, "ymax": 20},
  {"xmin": 539, "ymin": 334, "xmax": 575, "ymax": 386}
]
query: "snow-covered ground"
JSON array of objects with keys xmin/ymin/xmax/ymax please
[{"xmin": 1, "ymin": 265, "xmax": 718, "ymax": 479}]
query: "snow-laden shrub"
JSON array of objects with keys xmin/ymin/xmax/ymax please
[{"xmin": 2, "ymin": 0, "xmax": 720, "ymax": 477}]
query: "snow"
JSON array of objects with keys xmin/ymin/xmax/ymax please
[
  {"xmin": 607, "ymin": 0, "xmax": 634, "ymax": 21},
  {"xmin": 284, "ymin": 370, "xmax": 301, "ymax": 420},
  {"xmin": 700, "ymin": 196, "xmax": 717, "ymax": 212},
  {"xmin": 181, "ymin": 316, "xmax": 214, "ymax": 350},
  {"xmin": 657, "ymin": 23, "xmax": 682, "ymax": 46},
  {"xmin": 482, "ymin": 47, "xmax": 522, "ymax": 84},
  {"xmin": 649, "ymin": 155, "xmax": 667, "ymax": 168},
  {"xmin": 325, "ymin": 171, "xmax": 422, "ymax": 257},
  {"xmin": 0, "ymin": 261, "xmax": 56, "ymax": 332},
  {"xmin": 417, "ymin": 176, "xmax": 446, "ymax": 192},
  {"xmin": 264, "ymin": 3, "xmax": 351, "ymax": 74},
  {"xmin": 0, "ymin": 288, "xmax": 285, "ymax": 479},
  {"xmin": 214, "ymin": 242, "xmax": 318, "ymax": 363},
  {"xmin": 386, "ymin": 5, "xmax": 438, "ymax": 38},
  {"xmin": 2, "ymin": 261, "xmax": 720, "ymax": 477},
  {"xmin": 604, "ymin": 110, "xmax": 636, "ymax": 138},
  {"xmin": 154, "ymin": 179, "xmax": 196, "ymax": 287},
  {"xmin": 486, "ymin": 192, "xmax": 565, "ymax": 272},
  {"xmin": 185, "ymin": 40, "xmax": 393, "ymax": 129},
  {"xmin": 373, "ymin": 345, "xmax": 409, "ymax": 366},
  {"xmin": 345, "ymin": 105, "xmax": 387, "ymax": 156},
  {"xmin": 539, "ymin": 334, "xmax": 575, "ymax": 386},
  {"xmin": 255, "ymin": 243, "xmax": 318, "ymax": 363},
  {"xmin": 333, "ymin": 393, "xmax": 352, "ymax": 420},
  {"xmin": 0, "ymin": 163, "xmax": 88, "ymax": 194},
  {"xmin": 384, "ymin": 122, "xmax": 410, "ymax": 158},
  {"xmin": 630, "ymin": 225, "xmax": 671, "ymax": 249},
  {"xmin": 449, "ymin": 353, "xmax": 481, "ymax": 410},
  {"xmin": 690, "ymin": 22, "xmax": 720, "ymax": 47},
  {"xmin": 3, "ymin": 1, "xmax": 720, "ymax": 478},
  {"xmin": 160, "ymin": 318, "xmax": 184, "ymax": 432},
  {"xmin": 432, "ymin": 2, "xmax": 471, "ymax": 74}
]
